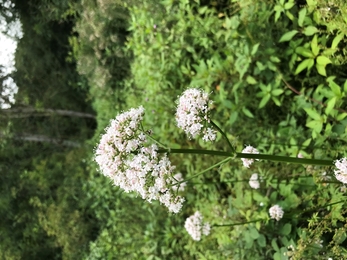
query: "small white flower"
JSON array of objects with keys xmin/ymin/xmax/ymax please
[
  {"xmin": 241, "ymin": 145, "xmax": 259, "ymax": 168},
  {"xmin": 176, "ymin": 88, "xmax": 216, "ymax": 141},
  {"xmin": 95, "ymin": 107, "xmax": 185, "ymax": 213},
  {"xmin": 172, "ymin": 172, "xmax": 186, "ymax": 192},
  {"xmin": 269, "ymin": 205, "xmax": 284, "ymax": 221},
  {"xmin": 185, "ymin": 211, "xmax": 211, "ymax": 241},
  {"xmin": 334, "ymin": 157, "xmax": 347, "ymax": 184},
  {"xmin": 249, "ymin": 173, "xmax": 260, "ymax": 189}
]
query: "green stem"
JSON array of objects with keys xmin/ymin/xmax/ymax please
[
  {"xmin": 159, "ymin": 148, "xmax": 333, "ymax": 166},
  {"xmin": 170, "ymin": 157, "xmax": 232, "ymax": 187},
  {"xmin": 213, "ymin": 219, "xmax": 263, "ymax": 227},
  {"xmin": 210, "ymin": 120, "xmax": 235, "ymax": 153}
]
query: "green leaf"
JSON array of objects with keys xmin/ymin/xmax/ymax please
[
  {"xmin": 284, "ymin": 2, "xmax": 295, "ymax": 9},
  {"xmin": 281, "ymin": 223, "xmax": 292, "ymax": 236},
  {"xmin": 325, "ymin": 97, "xmax": 336, "ymax": 115},
  {"xmin": 316, "ymin": 64, "xmax": 326, "ymax": 76},
  {"xmin": 337, "ymin": 113, "xmax": 347, "ymax": 121},
  {"xmin": 270, "ymin": 56, "xmax": 281, "ymax": 63},
  {"xmin": 259, "ymin": 94, "xmax": 271, "ymax": 108},
  {"xmin": 273, "ymin": 252, "xmax": 281, "ymax": 260},
  {"xmin": 327, "ymin": 80, "xmax": 341, "ymax": 96},
  {"xmin": 271, "ymin": 239, "xmax": 280, "ymax": 252},
  {"xmin": 271, "ymin": 89, "xmax": 284, "ymax": 96},
  {"xmin": 304, "ymin": 107, "xmax": 321, "ymax": 120},
  {"xmin": 229, "ymin": 111, "xmax": 238, "ymax": 125},
  {"xmin": 295, "ymin": 59, "xmax": 311, "ymax": 74},
  {"xmin": 306, "ymin": 120, "xmax": 323, "ymax": 133},
  {"xmin": 296, "ymin": 46, "xmax": 314, "ymax": 58},
  {"xmin": 298, "ymin": 7, "xmax": 307, "ymax": 27},
  {"xmin": 279, "ymin": 30, "xmax": 298, "ymax": 42},
  {"xmin": 246, "ymin": 75, "xmax": 257, "ymax": 85},
  {"xmin": 344, "ymin": 80, "xmax": 347, "ymax": 92},
  {"xmin": 257, "ymin": 234, "xmax": 266, "ymax": 248},
  {"xmin": 316, "ymin": 56, "xmax": 332, "ymax": 66},
  {"xmin": 303, "ymin": 26, "xmax": 318, "ymax": 36},
  {"xmin": 272, "ymin": 96, "xmax": 281, "ymax": 106},
  {"xmin": 249, "ymin": 227, "xmax": 260, "ymax": 239},
  {"xmin": 331, "ymin": 33, "xmax": 344, "ymax": 49},
  {"xmin": 251, "ymin": 43, "xmax": 260, "ymax": 55},
  {"xmin": 242, "ymin": 107, "xmax": 254, "ymax": 118},
  {"xmin": 311, "ymin": 35, "xmax": 319, "ymax": 56}
]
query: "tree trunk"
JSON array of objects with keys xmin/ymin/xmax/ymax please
[
  {"xmin": 0, "ymin": 107, "xmax": 96, "ymax": 119},
  {"xmin": 0, "ymin": 132, "xmax": 81, "ymax": 148}
]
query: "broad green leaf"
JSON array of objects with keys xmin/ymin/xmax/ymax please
[
  {"xmin": 296, "ymin": 46, "xmax": 314, "ymax": 58},
  {"xmin": 271, "ymin": 89, "xmax": 284, "ymax": 96},
  {"xmin": 270, "ymin": 56, "xmax": 281, "ymax": 63},
  {"xmin": 304, "ymin": 107, "xmax": 321, "ymax": 120},
  {"xmin": 295, "ymin": 59, "xmax": 311, "ymax": 74},
  {"xmin": 271, "ymin": 239, "xmax": 280, "ymax": 252},
  {"xmin": 327, "ymin": 80, "xmax": 341, "ymax": 96},
  {"xmin": 306, "ymin": 120, "xmax": 323, "ymax": 133},
  {"xmin": 284, "ymin": 2, "xmax": 295, "ymax": 10},
  {"xmin": 337, "ymin": 113, "xmax": 347, "ymax": 121},
  {"xmin": 246, "ymin": 75, "xmax": 257, "ymax": 85},
  {"xmin": 316, "ymin": 56, "xmax": 332, "ymax": 66},
  {"xmin": 316, "ymin": 64, "xmax": 326, "ymax": 76},
  {"xmin": 281, "ymin": 223, "xmax": 292, "ymax": 236},
  {"xmin": 229, "ymin": 111, "xmax": 238, "ymax": 125},
  {"xmin": 311, "ymin": 35, "xmax": 319, "ymax": 56},
  {"xmin": 242, "ymin": 107, "xmax": 254, "ymax": 118},
  {"xmin": 332, "ymin": 33, "xmax": 344, "ymax": 49},
  {"xmin": 298, "ymin": 7, "xmax": 307, "ymax": 27},
  {"xmin": 257, "ymin": 235, "xmax": 266, "ymax": 248},
  {"xmin": 273, "ymin": 252, "xmax": 281, "ymax": 260},
  {"xmin": 285, "ymin": 10, "xmax": 294, "ymax": 20},
  {"xmin": 272, "ymin": 96, "xmax": 281, "ymax": 106},
  {"xmin": 279, "ymin": 30, "xmax": 298, "ymax": 42},
  {"xmin": 303, "ymin": 138, "xmax": 311, "ymax": 146},
  {"xmin": 344, "ymin": 80, "xmax": 347, "ymax": 92},
  {"xmin": 249, "ymin": 227, "xmax": 260, "ymax": 239},
  {"xmin": 251, "ymin": 43, "xmax": 260, "ymax": 55},
  {"xmin": 259, "ymin": 94, "xmax": 271, "ymax": 108},
  {"xmin": 303, "ymin": 26, "xmax": 318, "ymax": 36},
  {"xmin": 325, "ymin": 97, "xmax": 336, "ymax": 115}
]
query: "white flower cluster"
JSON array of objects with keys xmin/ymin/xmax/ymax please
[
  {"xmin": 249, "ymin": 173, "xmax": 260, "ymax": 189},
  {"xmin": 269, "ymin": 205, "xmax": 284, "ymax": 221},
  {"xmin": 171, "ymin": 172, "xmax": 187, "ymax": 192},
  {"xmin": 334, "ymin": 157, "xmax": 347, "ymax": 184},
  {"xmin": 176, "ymin": 88, "xmax": 217, "ymax": 142},
  {"xmin": 95, "ymin": 106, "xmax": 185, "ymax": 213},
  {"xmin": 184, "ymin": 211, "xmax": 211, "ymax": 241},
  {"xmin": 241, "ymin": 145, "xmax": 259, "ymax": 168}
]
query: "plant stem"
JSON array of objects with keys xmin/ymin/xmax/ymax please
[
  {"xmin": 159, "ymin": 148, "xmax": 333, "ymax": 166},
  {"xmin": 210, "ymin": 120, "xmax": 235, "ymax": 153},
  {"xmin": 169, "ymin": 157, "xmax": 232, "ymax": 187},
  {"xmin": 213, "ymin": 219, "xmax": 263, "ymax": 227}
]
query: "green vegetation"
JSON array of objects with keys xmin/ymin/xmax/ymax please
[{"xmin": 1, "ymin": 0, "xmax": 347, "ymax": 259}]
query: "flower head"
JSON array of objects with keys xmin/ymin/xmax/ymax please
[
  {"xmin": 249, "ymin": 173, "xmax": 260, "ymax": 189},
  {"xmin": 95, "ymin": 106, "xmax": 184, "ymax": 213},
  {"xmin": 184, "ymin": 211, "xmax": 211, "ymax": 241},
  {"xmin": 176, "ymin": 88, "xmax": 216, "ymax": 141},
  {"xmin": 269, "ymin": 205, "xmax": 284, "ymax": 221},
  {"xmin": 241, "ymin": 145, "xmax": 259, "ymax": 168},
  {"xmin": 334, "ymin": 157, "xmax": 347, "ymax": 184}
]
